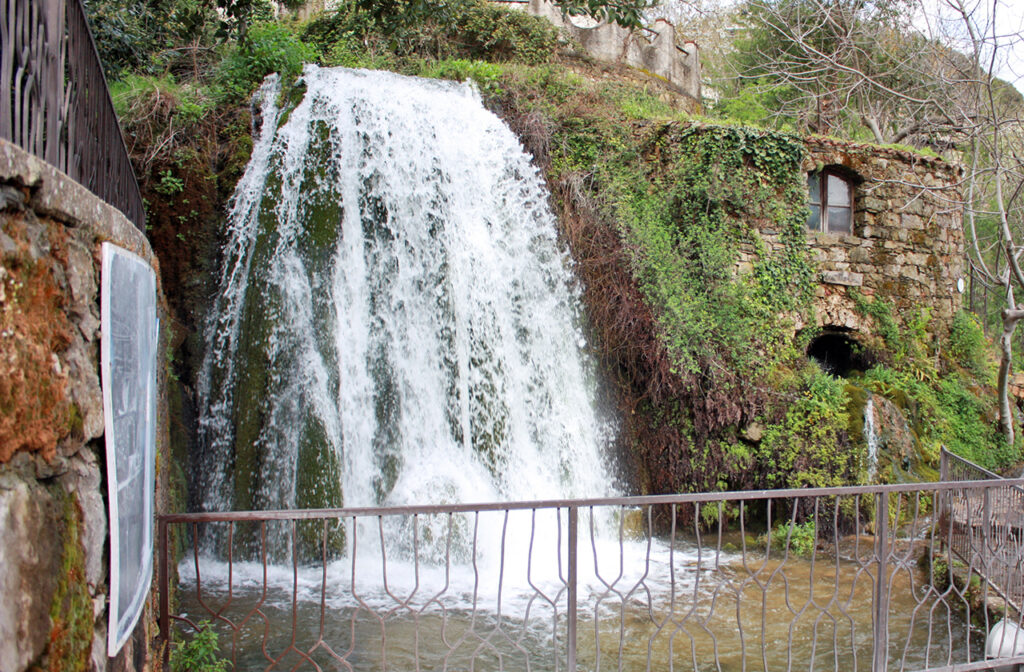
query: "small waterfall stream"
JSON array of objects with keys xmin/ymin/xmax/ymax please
[
  {"xmin": 863, "ymin": 393, "xmax": 878, "ymax": 480},
  {"xmin": 195, "ymin": 66, "xmax": 616, "ymax": 532}
]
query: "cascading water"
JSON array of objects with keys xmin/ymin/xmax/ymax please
[
  {"xmin": 195, "ymin": 66, "xmax": 616, "ymax": 533},
  {"xmin": 864, "ymin": 393, "xmax": 878, "ymax": 480}
]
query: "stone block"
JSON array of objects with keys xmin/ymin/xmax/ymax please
[
  {"xmin": 820, "ymin": 270, "xmax": 864, "ymax": 286},
  {"xmin": 861, "ymin": 195, "xmax": 887, "ymax": 212},
  {"xmin": 849, "ymin": 247, "xmax": 872, "ymax": 263},
  {"xmin": 0, "ymin": 478, "xmax": 61, "ymax": 672},
  {"xmin": 879, "ymin": 212, "xmax": 900, "ymax": 227},
  {"xmin": 902, "ymin": 214, "xmax": 924, "ymax": 230}
]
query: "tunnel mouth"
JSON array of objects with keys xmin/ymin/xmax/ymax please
[{"xmin": 806, "ymin": 328, "xmax": 875, "ymax": 377}]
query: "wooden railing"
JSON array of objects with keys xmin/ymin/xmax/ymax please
[{"xmin": 1, "ymin": 0, "xmax": 146, "ymax": 231}]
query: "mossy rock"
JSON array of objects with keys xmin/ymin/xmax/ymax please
[{"xmin": 47, "ymin": 493, "xmax": 93, "ymax": 672}]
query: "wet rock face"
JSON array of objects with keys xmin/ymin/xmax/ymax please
[
  {"xmin": 870, "ymin": 393, "xmax": 922, "ymax": 476},
  {"xmin": 0, "ymin": 138, "xmax": 166, "ymax": 672}
]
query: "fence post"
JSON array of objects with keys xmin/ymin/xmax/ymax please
[
  {"xmin": 567, "ymin": 506, "xmax": 578, "ymax": 672},
  {"xmin": 982, "ymin": 487, "xmax": 991, "ymax": 557},
  {"xmin": 158, "ymin": 518, "xmax": 170, "ymax": 669},
  {"xmin": 939, "ymin": 449, "xmax": 948, "ymax": 554},
  {"xmin": 873, "ymin": 493, "xmax": 890, "ymax": 672}
]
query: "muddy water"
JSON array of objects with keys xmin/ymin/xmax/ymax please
[{"xmin": 178, "ymin": 526, "xmax": 980, "ymax": 671}]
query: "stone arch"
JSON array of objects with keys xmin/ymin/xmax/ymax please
[{"xmin": 806, "ymin": 327, "xmax": 875, "ymax": 377}]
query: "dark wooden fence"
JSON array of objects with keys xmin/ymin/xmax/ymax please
[{"xmin": 1, "ymin": 0, "xmax": 146, "ymax": 231}]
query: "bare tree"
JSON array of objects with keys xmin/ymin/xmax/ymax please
[
  {"xmin": 930, "ymin": 0, "xmax": 1024, "ymax": 449},
  {"xmin": 724, "ymin": 0, "xmax": 990, "ymax": 144}
]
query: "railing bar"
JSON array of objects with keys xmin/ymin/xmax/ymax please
[
  {"xmin": 156, "ymin": 478, "xmax": 1024, "ymax": 523},
  {"xmin": 567, "ymin": 506, "xmax": 577, "ymax": 672},
  {"xmin": 319, "ymin": 519, "xmax": 328, "ymax": 642},
  {"xmin": 291, "ymin": 519, "xmax": 299, "ymax": 649},
  {"xmin": 914, "ymin": 656, "xmax": 1024, "ymax": 672},
  {"xmin": 873, "ymin": 492, "xmax": 889, "ymax": 672}
]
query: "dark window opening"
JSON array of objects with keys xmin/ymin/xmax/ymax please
[
  {"xmin": 808, "ymin": 170, "xmax": 853, "ymax": 235},
  {"xmin": 807, "ymin": 330, "xmax": 874, "ymax": 377}
]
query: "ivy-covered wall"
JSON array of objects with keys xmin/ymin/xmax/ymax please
[
  {"xmin": 493, "ymin": 63, "xmax": 1013, "ymax": 498},
  {"xmin": 738, "ymin": 137, "xmax": 965, "ymax": 346}
]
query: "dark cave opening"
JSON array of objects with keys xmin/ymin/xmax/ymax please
[{"xmin": 807, "ymin": 330, "xmax": 875, "ymax": 377}]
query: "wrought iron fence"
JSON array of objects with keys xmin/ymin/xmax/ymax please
[
  {"xmin": 940, "ymin": 449, "xmax": 1024, "ymax": 614},
  {"xmin": 159, "ymin": 479, "xmax": 1024, "ymax": 672},
  {"xmin": 1, "ymin": 0, "xmax": 146, "ymax": 231}
]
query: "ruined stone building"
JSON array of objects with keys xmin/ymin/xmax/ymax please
[
  {"xmin": 750, "ymin": 137, "xmax": 965, "ymax": 374},
  {"xmin": 494, "ymin": 0, "xmax": 703, "ymax": 108}
]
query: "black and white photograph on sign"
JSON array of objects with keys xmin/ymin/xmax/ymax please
[{"xmin": 101, "ymin": 242, "xmax": 158, "ymax": 657}]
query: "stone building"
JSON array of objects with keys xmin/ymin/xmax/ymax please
[
  {"xmin": 748, "ymin": 136, "xmax": 965, "ymax": 373},
  {"xmin": 495, "ymin": 0, "xmax": 702, "ymax": 108}
]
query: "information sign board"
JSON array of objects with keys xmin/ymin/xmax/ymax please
[{"xmin": 100, "ymin": 243, "xmax": 158, "ymax": 656}]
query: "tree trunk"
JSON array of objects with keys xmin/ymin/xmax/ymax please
[
  {"xmin": 997, "ymin": 315, "xmax": 1015, "ymax": 447},
  {"xmin": 997, "ymin": 308, "xmax": 1024, "ymax": 447}
]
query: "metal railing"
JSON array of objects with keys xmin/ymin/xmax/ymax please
[
  {"xmin": 159, "ymin": 479, "xmax": 1024, "ymax": 672},
  {"xmin": 940, "ymin": 449, "xmax": 1024, "ymax": 614},
  {"xmin": 1, "ymin": 0, "xmax": 146, "ymax": 231}
]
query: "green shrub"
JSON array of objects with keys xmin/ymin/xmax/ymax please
[
  {"xmin": 768, "ymin": 520, "xmax": 816, "ymax": 558},
  {"xmin": 757, "ymin": 367, "xmax": 854, "ymax": 489},
  {"xmin": 217, "ymin": 22, "xmax": 315, "ymax": 102},
  {"xmin": 109, "ymin": 73, "xmax": 213, "ymax": 129},
  {"xmin": 302, "ymin": 0, "xmax": 559, "ymax": 66},
  {"xmin": 861, "ymin": 365, "xmax": 1019, "ymax": 471},
  {"xmin": 171, "ymin": 622, "xmax": 229, "ymax": 672},
  {"xmin": 947, "ymin": 310, "xmax": 992, "ymax": 379},
  {"xmin": 448, "ymin": 0, "xmax": 561, "ymax": 64},
  {"xmin": 417, "ymin": 59, "xmax": 506, "ymax": 96}
]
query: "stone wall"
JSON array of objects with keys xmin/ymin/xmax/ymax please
[
  {"xmin": 0, "ymin": 138, "xmax": 168, "ymax": 672},
  {"xmin": 747, "ymin": 137, "xmax": 965, "ymax": 345},
  {"xmin": 495, "ymin": 0, "xmax": 702, "ymax": 106}
]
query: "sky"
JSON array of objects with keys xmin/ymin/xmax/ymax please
[
  {"xmin": 914, "ymin": 0, "xmax": 1024, "ymax": 93},
  {"xmin": 650, "ymin": 0, "xmax": 1024, "ymax": 94}
]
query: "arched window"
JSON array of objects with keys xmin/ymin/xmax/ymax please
[{"xmin": 807, "ymin": 170, "xmax": 853, "ymax": 234}]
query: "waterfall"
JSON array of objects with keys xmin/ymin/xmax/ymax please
[
  {"xmin": 194, "ymin": 66, "xmax": 616, "ymax": 528},
  {"xmin": 864, "ymin": 393, "xmax": 878, "ymax": 480}
]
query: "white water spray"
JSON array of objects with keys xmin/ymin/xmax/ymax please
[
  {"xmin": 864, "ymin": 393, "xmax": 878, "ymax": 480},
  {"xmin": 196, "ymin": 66, "xmax": 616, "ymax": 524}
]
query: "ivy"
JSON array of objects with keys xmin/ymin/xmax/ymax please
[
  {"xmin": 757, "ymin": 368, "xmax": 854, "ymax": 489},
  {"xmin": 612, "ymin": 124, "xmax": 815, "ymax": 379}
]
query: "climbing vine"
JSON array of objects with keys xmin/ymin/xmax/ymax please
[{"xmin": 612, "ymin": 124, "xmax": 815, "ymax": 380}]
